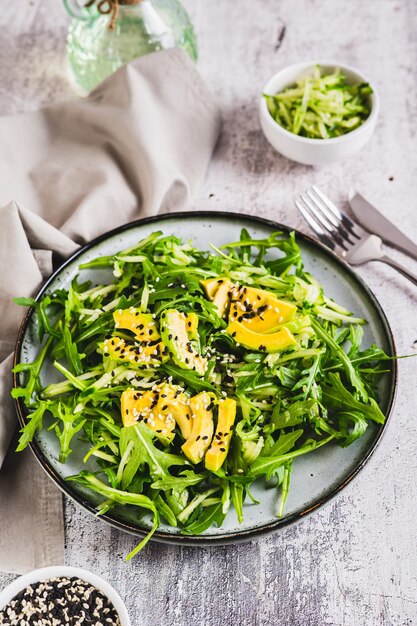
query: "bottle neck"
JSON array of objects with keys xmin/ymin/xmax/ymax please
[{"xmin": 97, "ymin": 0, "xmax": 145, "ymax": 29}]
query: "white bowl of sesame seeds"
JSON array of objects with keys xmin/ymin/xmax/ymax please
[{"xmin": 0, "ymin": 565, "xmax": 131, "ymax": 626}]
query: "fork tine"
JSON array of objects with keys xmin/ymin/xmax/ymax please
[
  {"xmin": 312, "ymin": 185, "xmax": 362, "ymax": 239},
  {"xmin": 301, "ymin": 193, "xmax": 335, "ymax": 232},
  {"xmin": 305, "ymin": 190, "xmax": 354, "ymax": 248},
  {"xmin": 298, "ymin": 194, "xmax": 349, "ymax": 250},
  {"xmin": 295, "ymin": 199, "xmax": 337, "ymax": 251},
  {"xmin": 311, "ymin": 185, "xmax": 342, "ymax": 219},
  {"xmin": 306, "ymin": 189, "xmax": 340, "ymax": 228}
]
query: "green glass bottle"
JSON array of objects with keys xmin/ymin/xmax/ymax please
[{"xmin": 64, "ymin": 0, "xmax": 198, "ymax": 92}]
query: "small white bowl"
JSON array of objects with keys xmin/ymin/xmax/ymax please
[
  {"xmin": 259, "ymin": 60, "xmax": 379, "ymax": 166},
  {"xmin": 0, "ymin": 565, "xmax": 131, "ymax": 625}
]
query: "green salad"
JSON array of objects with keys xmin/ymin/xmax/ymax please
[
  {"xmin": 13, "ymin": 229, "xmax": 389, "ymax": 559},
  {"xmin": 264, "ymin": 65, "xmax": 373, "ymax": 139}
]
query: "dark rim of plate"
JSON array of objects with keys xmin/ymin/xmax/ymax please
[{"xmin": 13, "ymin": 211, "xmax": 398, "ymax": 546}]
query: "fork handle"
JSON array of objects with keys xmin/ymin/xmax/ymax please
[{"xmin": 377, "ymin": 255, "xmax": 417, "ymax": 287}]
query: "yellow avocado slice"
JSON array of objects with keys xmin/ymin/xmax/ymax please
[
  {"xmin": 181, "ymin": 392, "xmax": 214, "ymax": 464},
  {"xmin": 103, "ymin": 337, "xmax": 168, "ymax": 365},
  {"xmin": 229, "ymin": 286, "xmax": 296, "ymax": 334},
  {"xmin": 212, "ymin": 279, "xmax": 234, "ymax": 318},
  {"xmin": 113, "ymin": 308, "xmax": 160, "ymax": 342},
  {"xmin": 205, "ymin": 398, "xmax": 236, "ymax": 472},
  {"xmin": 158, "ymin": 383, "xmax": 192, "ymax": 440},
  {"xmin": 120, "ymin": 388, "xmax": 175, "ymax": 441},
  {"xmin": 201, "ymin": 277, "xmax": 235, "ymax": 318},
  {"xmin": 201, "ymin": 278, "xmax": 221, "ymax": 299},
  {"xmin": 160, "ymin": 309, "xmax": 207, "ymax": 376},
  {"xmin": 185, "ymin": 312, "xmax": 199, "ymax": 340},
  {"xmin": 227, "ymin": 319, "xmax": 297, "ymax": 353}
]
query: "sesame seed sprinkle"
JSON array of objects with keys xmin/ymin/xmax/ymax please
[{"xmin": 0, "ymin": 576, "xmax": 121, "ymax": 626}]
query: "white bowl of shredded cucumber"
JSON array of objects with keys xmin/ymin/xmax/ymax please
[{"xmin": 259, "ymin": 61, "xmax": 379, "ymax": 166}]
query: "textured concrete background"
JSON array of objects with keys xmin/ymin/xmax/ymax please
[{"xmin": 1, "ymin": 1, "xmax": 417, "ymax": 624}]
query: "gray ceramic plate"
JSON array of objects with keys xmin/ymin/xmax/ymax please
[{"xmin": 14, "ymin": 212, "xmax": 397, "ymax": 546}]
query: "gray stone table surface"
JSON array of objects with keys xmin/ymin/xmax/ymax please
[{"xmin": 1, "ymin": 1, "xmax": 417, "ymax": 624}]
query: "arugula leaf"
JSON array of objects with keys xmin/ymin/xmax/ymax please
[
  {"xmin": 151, "ymin": 470, "xmax": 206, "ymax": 492},
  {"xmin": 13, "ymin": 296, "xmax": 37, "ymax": 307},
  {"xmin": 119, "ymin": 424, "xmax": 187, "ymax": 489},
  {"xmin": 154, "ymin": 494, "xmax": 177, "ymax": 527},
  {"xmin": 312, "ymin": 319, "xmax": 368, "ymax": 401},
  {"xmin": 62, "ymin": 324, "xmax": 84, "ymax": 376},
  {"xmin": 12, "ymin": 335, "xmax": 54, "ymax": 404},
  {"xmin": 270, "ymin": 399, "xmax": 317, "ymax": 431},
  {"xmin": 262, "ymin": 429, "xmax": 303, "ymax": 457},
  {"xmin": 162, "ymin": 363, "xmax": 217, "ymax": 393},
  {"xmin": 337, "ymin": 411, "xmax": 368, "ymax": 447},
  {"xmin": 51, "ymin": 401, "xmax": 86, "ymax": 463},
  {"xmin": 182, "ymin": 502, "xmax": 225, "ymax": 535},
  {"xmin": 251, "ymin": 435, "xmax": 335, "ymax": 479},
  {"xmin": 68, "ymin": 471, "xmax": 159, "ymax": 559},
  {"xmin": 322, "ymin": 372, "xmax": 385, "ymax": 425},
  {"xmin": 16, "ymin": 401, "xmax": 50, "ymax": 451}
]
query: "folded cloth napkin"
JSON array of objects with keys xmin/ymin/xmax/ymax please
[{"xmin": 0, "ymin": 47, "xmax": 221, "ymax": 574}]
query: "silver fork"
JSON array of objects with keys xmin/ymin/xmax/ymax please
[{"xmin": 295, "ymin": 185, "xmax": 417, "ymax": 287}]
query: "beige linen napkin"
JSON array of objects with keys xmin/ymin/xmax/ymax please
[{"xmin": 0, "ymin": 48, "xmax": 221, "ymax": 574}]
